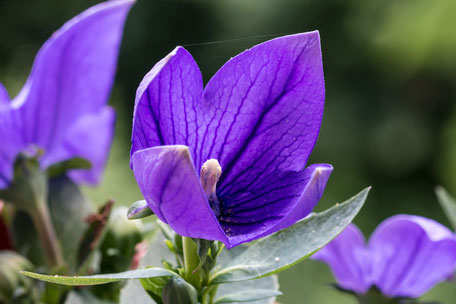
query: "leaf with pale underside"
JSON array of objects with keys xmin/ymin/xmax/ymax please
[{"xmin": 210, "ymin": 187, "xmax": 370, "ymax": 284}]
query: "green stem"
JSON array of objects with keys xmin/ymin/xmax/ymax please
[
  {"xmin": 30, "ymin": 199, "xmax": 64, "ymax": 268},
  {"xmin": 182, "ymin": 236, "xmax": 201, "ymax": 289}
]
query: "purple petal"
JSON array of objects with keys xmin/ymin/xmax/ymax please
[
  {"xmin": 10, "ymin": 0, "xmax": 133, "ymax": 158},
  {"xmin": 312, "ymin": 224, "xmax": 372, "ymax": 294},
  {"xmin": 131, "ymin": 46, "xmax": 203, "ymax": 161},
  {"xmin": 41, "ymin": 107, "xmax": 115, "ymax": 185},
  {"xmin": 0, "ymin": 112, "xmax": 23, "ymax": 188},
  {"xmin": 203, "ymin": 32, "xmax": 325, "ymax": 194},
  {"xmin": 0, "ymin": 82, "xmax": 9, "ymax": 109},
  {"xmin": 131, "ymin": 32, "xmax": 329, "ymax": 246},
  {"xmin": 369, "ymin": 215, "xmax": 456, "ymax": 298},
  {"xmin": 220, "ymin": 164, "xmax": 332, "ymax": 247},
  {"xmin": 130, "ymin": 145, "xmax": 228, "ymax": 244}
]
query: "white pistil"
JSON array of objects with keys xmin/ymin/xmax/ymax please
[{"xmin": 200, "ymin": 159, "xmax": 222, "ymax": 216}]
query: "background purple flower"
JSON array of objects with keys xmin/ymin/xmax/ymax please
[
  {"xmin": 312, "ymin": 214, "xmax": 456, "ymax": 298},
  {"xmin": 130, "ymin": 31, "xmax": 333, "ymax": 248},
  {"xmin": 0, "ymin": 0, "xmax": 134, "ymax": 188}
]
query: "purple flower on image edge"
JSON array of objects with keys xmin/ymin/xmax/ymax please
[
  {"xmin": 0, "ymin": 0, "xmax": 135, "ymax": 188},
  {"xmin": 130, "ymin": 31, "xmax": 333, "ymax": 248},
  {"xmin": 312, "ymin": 214, "xmax": 456, "ymax": 298}
]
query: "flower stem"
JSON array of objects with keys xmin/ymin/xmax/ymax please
[
  {"xmin": 30, "ymin": 199, "xmax": 64, "ymax": 268},
  {"xmin": 182, "ymin": 236, "xmax": 201, "ymax": 289}
]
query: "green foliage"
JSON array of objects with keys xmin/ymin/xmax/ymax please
[
  {"xmin": 0, "ymin": 251, "xmax": 37, "ymax": 304},
  {"xmin": 162, "ymin": 277, "xmax": 198, "ymax": 304},
  {"xmin": 21, "ymin": 267, "xmax": 176, "ymax": 286},
  {"xmin": 435, "ymin": 186, "xmax": 456, "ymax": 230},
  {"xmin": 214, "ymin": 290, "xmax": 282, "ymax": 303},
  {"xmin": 210, "ymin": 188, "xmax": 370, "ymax": 284}
]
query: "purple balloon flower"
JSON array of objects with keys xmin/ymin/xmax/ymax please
[
  {"xmin": 130, "ymin": 31, "xmax": 333, "ymax": 248},
  {"xmin": 0, "ymin": 0, "xmax": 135, "ymax": 188},
  {"xmin": 312, "ymin": 214, "xmax": 456, "ymax": 298}
]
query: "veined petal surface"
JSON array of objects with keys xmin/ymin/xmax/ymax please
[
  {"xmin": 222, "ymin": 164, "xmax": 332, "ymax": 247},
  {"xmin": 131, "ymin": 47, "xmax": 203, "ymax": 160}
]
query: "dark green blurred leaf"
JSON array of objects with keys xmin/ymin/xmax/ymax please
[
  {"xmin": 435, "ymin": 186, "xmax": 456, "ymax": 230},
  {"xmin": 21, "ymin": 267, "xmax": 176, "ymax": 286},
  {"xmin": 46, "ymin": 158, "xmax": 92, "ymax": 179},
  {"xmin": 210, "ymin": 187, "xmax": 370, "ymax": 284},
  {"xmin": 214, "ymin": 289, "xmax": 282, "ymax": 303},
  {"xmin": 48, "ymin": 176, "xmax": 92, "ymax": 271},
  {"xmin": 0, "ymin": 250, "xmax": 36, "ymax": 303},
  {"xmin": 99, "ymin": 206, "xmax": 143, "ymax": 273}
]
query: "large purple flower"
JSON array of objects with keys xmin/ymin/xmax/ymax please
[
  {"xmin": 0, "ymin": 0, "xmax": 134, "ymax": 188},
  {"xmin": 130, "ymin": 32, "xmax": 333, "ymax": 248},
  {"xmin": 312, "ymin": 215, "xmax": 456, "ymax": 298}
]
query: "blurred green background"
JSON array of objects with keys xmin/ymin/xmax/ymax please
[{"xmin": 2, "ymin": 0, "xmax": 456, "ymax": 302}]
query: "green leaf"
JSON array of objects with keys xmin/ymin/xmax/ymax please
[
  {"xmin": 214, "ymin": 289, "xmax": 282, "ymax": 303},
  {"xmin": 435, "ymin": 186, "xmax": 456, "ymax": 230},
  {"xmin": 48, "ymin": 176, "xmax": 92, "ymax": 271},
  {"xmin": 210, "ymin": 187, "xmax": 370, "ymax": 284},
  {"xmin": 46, "ymin": 157, "xmax": 92, "ymax": 178},
  {"xmin": 21, "ymin": 267, "xmax": 176, "ymax": 286},
  {"xmin": 140, "ymin": 276, "xmax": 170, "ymax": 304},
  {"xmin": 127, "ymin": 200, "xmax": 155, "ymax": 220}
]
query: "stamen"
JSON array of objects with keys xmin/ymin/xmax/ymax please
[{"xmin": 200, "ymin": 159, "xmax": 222, "ymax": 216}]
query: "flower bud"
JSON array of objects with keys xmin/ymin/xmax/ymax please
[
  {"xmin": 162, "ymin": 277, "xmax": 198, "ymax": 304},
  {"xmin": 127, "ymin": 200, "xmax": 154, "ymax": 220},
  {"xmin": 0, "ymin": 251, "xmax": 35, "ymax": 303}
]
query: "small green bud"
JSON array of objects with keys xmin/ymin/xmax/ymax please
[
  {"xmin": 162, "ymin": 277, "xmax": 198, "ymax": 304},
  {"xmin": 127, "ymin": 200, "xmax": 154, "ymax": 220},
  {"xmin": 0, "ymin": 251, "xmax": 35, "ymax": 303}
]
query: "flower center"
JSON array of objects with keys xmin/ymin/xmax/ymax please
[{"xmin": 200, "ymin": 159, "xmax": 222, "ymax": 217}]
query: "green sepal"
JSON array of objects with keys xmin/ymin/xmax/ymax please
[{"xmin": 210, "ymin": 187, "xmax": 370, "ymax": 284}]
